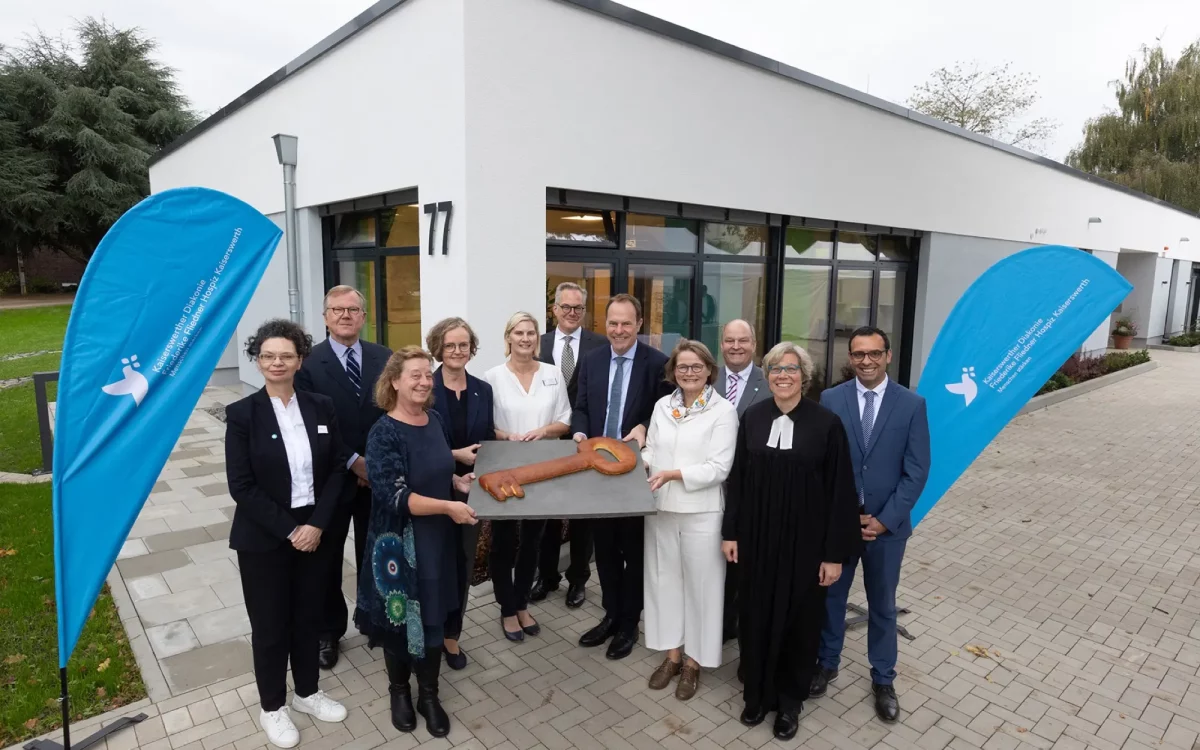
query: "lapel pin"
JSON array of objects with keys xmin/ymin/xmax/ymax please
[{"xmin": 271, "ymin": 433, "xmax": 278, "ymax": 439}]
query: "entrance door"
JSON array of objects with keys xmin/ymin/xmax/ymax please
[{"xmin": 627, "ymin": 263, "xmax": 695, "ymax": 353}]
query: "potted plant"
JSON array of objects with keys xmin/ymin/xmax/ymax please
[{"xmin": 1112, "ymin": 317, "xmax": 1138, "ymax": 350}]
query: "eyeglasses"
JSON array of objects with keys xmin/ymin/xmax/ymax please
[
  {"xmin": 444, "ymin": 343, "xmax": 472, "ymax": 352},
  {"xmin": 326, "ymin": 306, "xmax": 363, "ymax": 317},
  {"xmin": 258, "ymin": 353, "xmax": 299, "ymax": 364},
  {"xmin": 674, "ymin": 364, "xmax": 708, "ymax": 374},
  {"xmin": 766, "ymin": 364, "xmax": 802, "ymax": 376},
  {"xmin": 557, "ymin": 304, "xmax": 585, "ymax": 315},
  {"xmin": 848, "ymin": 350, "xmax": 887, "ymax": 363}
]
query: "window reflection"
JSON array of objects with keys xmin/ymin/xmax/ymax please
[
  {"xmin": 546, "ymin": 261, "xmax": 613, "ymax": 336},
  {"xmin": 701, "ymin": 262, "xmax": 766, "ymax": 363},
  {"xmin": 625, "ymin": 214, "xmax": 698, "ymax": 253},
  {"xmin": 785, "ymin": 227, "xmax": 833, "ymax": 260},
  {"xmin": 836, "ymin": 232, "xmax": 877, "ymax": 262},
  {"xmin": 628, "ymin": 264, "xmax": 694, "ymax": 353},
  {"xmin": 832, "ymin": 269, "xmax": 874, "ymax": 386},
  {"xmin": 334, "ymin": 213, "xmax": 376, "ymax": 247},
  {"xmin": 781, "ymin": 266, "xmax": 831, "ymax": 397},
  {"xmin": 337, "ymin": 260, "xmax": 377, "ymax": 343},
  {"xmin": 879, "ymin": 236, "xmax": 915, "ymax": 262},
  {"xmin": 878, "ymin": 269, "xmax": 908, "ymax": 379},
  {"xmin": 547, "ymin": 210, "xmax": 616, "ymax": 244},
  {"xmin": 703, "ymin": 223, "xmax": 768, "ymax": 256},
  {"xmin": 385, "ymin": 255, "xmax": 421, "ymax": 348},
  {"xmin": 382, "ymin": 205, "xmax": 420, "ymax": 248}
]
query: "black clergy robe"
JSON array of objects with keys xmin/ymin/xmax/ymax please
[{"xmin": 723, "ymin": 397, "xmax": 861, "ymax": 712}]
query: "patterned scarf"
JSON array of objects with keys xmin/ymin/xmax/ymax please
[{"xmin": 669, "ymin": 384, "xmax": 717, "ymax": 422}]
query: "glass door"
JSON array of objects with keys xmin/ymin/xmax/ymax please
[
  {"xmin": 546, "ymin": 261, "xmax": 614, "ymax": 336},
  {"xmin": 337, "ymin": 259, "xmax": 379, "ymax": 344},
  {"xmin": 627, "ymin": 263, "xmax": 695, "ymax": 353}
]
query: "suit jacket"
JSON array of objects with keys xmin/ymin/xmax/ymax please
[
  {"xmin": 431, "ymin": 367, "xmax": 497, "ymax": 448},
  {"xmin": 715, "ymin": 364, "xmax": 770, "ymax": 417},
  {"xmin": 295, "ymin": 338, "xmax": 391, "ymax": 498},
  {"xmin": 539, "ymin": 327, "xmax": 606, "ymax": 407},
  {"xmin": 820, "ymin": 379, "xmax": 931, "ymax": 540},
  {"xmin": 571, "ymin": 342, "xmax": 672, "ymax": 439},
  {"xmin": 225, "ymin": 389, "xmax": 348, "ymax": 551}
]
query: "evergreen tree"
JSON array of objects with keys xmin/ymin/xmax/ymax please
[{"xmin": 0, "ymin": 20, "xmax": 197, "ymax": 262}]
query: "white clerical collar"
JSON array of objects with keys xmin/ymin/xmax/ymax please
[{"xmin": 766, "ymin": 413, "xmax": 793, "ymax": 450}]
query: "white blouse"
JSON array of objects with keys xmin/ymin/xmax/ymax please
[
  {"xmin": 483, "ymin": 361, "xmax": 572, "ymax": 436},
  {"xmin": 269, "ymin": 395, "xmax": 316, "ymax": 509},
  {"xmin": 641, "ymin": 394, "xmax": 740, "ymax": 514}
]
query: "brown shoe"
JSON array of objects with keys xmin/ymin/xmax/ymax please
[
  {"xmin": 648, "ymin": 657, "xmax": 681, "ymax": 690},
  {"xmin": 676, "ymin": 661, "xmax": 700, "ymax": 701}
]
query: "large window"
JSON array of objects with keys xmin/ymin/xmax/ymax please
[
  {"xmin": 546, "ymin": 205, "xmax": 915, "ymax": 388},
  {"xmin": 324, "ymin": 205, "xmax": 422, "ymax": 348}
]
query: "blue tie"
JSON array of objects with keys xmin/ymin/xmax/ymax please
[
  {"xmin": 605, "ymin": 356, "xmax": 627, "ymax": 439},
  {"xmin": 346, "ymin": 347, "xmax": 362, "ymax": 398},
  {"xmin": 860, "ymin": 390, "xmax": 876, "ymax": 508}
]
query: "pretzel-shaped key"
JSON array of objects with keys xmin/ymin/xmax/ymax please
[{"xmin": 478, "ymin": 437, "xmax": 637, "ymax": 501}]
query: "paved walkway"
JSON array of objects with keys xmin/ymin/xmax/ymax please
[
  {"xmin": 0, "ymin": 293, "xmax": 74, "ymax": 309},
  {"xmin": 18, "ymin": 351, "xmax": 1200, "ymax": 750}
]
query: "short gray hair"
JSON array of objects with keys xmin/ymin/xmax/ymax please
[
  {"xmin": 762, "ymin": 341, "xmax": 815, "ymax": 389},
  {"xmin": 554, "ymin": 282, "xmax": 587, "ymax": 305},
  {"xmin": 323, "ymin": 285, "xmax": 367, "ymax": 310}
]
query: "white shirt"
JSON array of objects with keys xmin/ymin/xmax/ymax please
[
  {"xmin": 642, "ymin": 395, "xmax": 739, "ymax": 514},
  {"xmin": 483, "ymin": 361, "xmax": 572, "ymax": 436},
  {"xmin": 553, "ymin": 327, "xmax": 581, "ymax": 370},
  {"xmin": 724, "ymin": 362, "xmax": 754, "ymax": 410},
  {"xmin": 856, "ymin": 375, "xmax": 889, "ymax": 419},
  {"xmin": 270, "ymin": 395, "xmax": 316, "ymax": 509},
  {"xmin": 327, "ymin": 337, "xmax": 365, "ymax": 469}
]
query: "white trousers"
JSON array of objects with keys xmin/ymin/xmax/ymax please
[{"xmin": 643, "ymin": 510, "xmax": 726, "ymax": 668}]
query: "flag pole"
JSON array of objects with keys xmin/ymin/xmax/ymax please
[{"xmin": 59, "ymin": 668, "xmax": 70, "ymax": 750}]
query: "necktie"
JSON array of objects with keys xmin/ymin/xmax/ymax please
[
  {"xmin": 727, "ymin": 372, "xmax": 739, "ymax": 405},
  {"xmin": 560, "ymin": 336, "xmax": 575, "ymax": 382},
  {"xmin": 605, "ymin": 356, "xmax": 627, "ymax": 439},
  {"xmin": 346, "ymin": 347, "xmax": 362, "ymax": 398},
  {"xmin": 860, "ymin": 390, "xmax": 876, "ymax": 508}
]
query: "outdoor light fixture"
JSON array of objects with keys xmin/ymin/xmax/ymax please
[
  {"xmin": 561, "ymin": 214, "xmax": 603, "ymax": 221},
  {"xmin": 272, "ymin": 134, "xmax": 302, "ymax": 324},
  {"xmin": 1088, "ymin": 217, "xmax": 1102, "ymax": 224}
]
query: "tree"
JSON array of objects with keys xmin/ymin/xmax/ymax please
[
  {"xmin": 1067, "ymin": 41, "xmax": 1200, "ymax": 213},
  {"xmin": 0, "ymin": 20, "xmax": 197, "ymax": 263},
  {"xmin": 907, "ymin": 61, "xmax": 1057, "ymax": 152}
]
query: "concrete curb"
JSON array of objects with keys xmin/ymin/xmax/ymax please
[
  {"xmin": 1017, "ymin": 360, "xmax": 1158, "ymax": 416},
  {"xmin": 1150, "ymin": 343, "xmax": 1200, "ymax": 353},
  {"xmin": 0, "ymin": 471, "xmax": 51, "ymax": 484}
]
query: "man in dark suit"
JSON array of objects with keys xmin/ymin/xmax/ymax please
[
  {"xmin": 530, "ymin": 281, "xmax": 607, "ymax": 609},
  {"xmin": 814, "ymin": 326, "xmax": 930, "ymax": 723},
  {"xmin": 571, "ymin": 293, "xmax": 671, "ymax": 660},
  {"xmin": 713, "ymin": 319, "xmax": 771, "ymax": 644},
  {"xmin": 295, "ymin": 285, "xmax": 392, "ymax": 669}
]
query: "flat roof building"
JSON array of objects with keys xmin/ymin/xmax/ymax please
[{"xmin": 148, "ymin": 0, "xmax": 1200, "ymax": 392}]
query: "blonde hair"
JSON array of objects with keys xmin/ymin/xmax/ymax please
[
  {"xmin": 426, "ymin": 317, "xmax": 479, "ymax": 362},
  {"xmin": 762, "ymin": 342, "xmax": 815, "ymax": 391},
  {"xmin": 375, "ymin": 347, "xmax": 435, "ymax": 411},
  {"xmin": 503, "ymin": 312, "xmax": 541, "ymax": 357},
  {"xmin": 664, "ymin": 339, "xmax": 719, "ymax": 387}
]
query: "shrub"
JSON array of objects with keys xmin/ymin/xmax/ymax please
[
  {"xmin": 1167, "ymin": 332, "xmax": 1200, "ymax": 347},
  {"xmin": 1035, "ymin": 349, "xmax": 1150, "ymax": 396},
  {"xmin": 0, "ymin": 270, "xmax": 17, "ymax": 295},
  {"xmin": 1036, "ymin": 371, "xmax": 1074, "ymax": 395},
  {"xmin": 28, "ymin": 276, "xmax": 60, "ymax": 294},
  {"xmin": 1059, "ymin": 352, "xmax": 1106, "ymax": 382},
  {"xmin": 1102, "ymin": 349, "xmax": 1150, "ymax": 370}
]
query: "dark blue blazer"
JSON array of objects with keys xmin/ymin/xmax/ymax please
[
  {"xmin": 820, "ymin": 379, "xmax": 930, "ymax": 540},
  {"xmin": 571, "ymin": 342, "xmax": 671, "ymax": 439},
  {"xmin": 431, "ymin": 366, "xmax": 496, "ymax": 447}
]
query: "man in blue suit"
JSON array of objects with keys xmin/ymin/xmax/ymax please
[{"xmin": 813, "ymin": 326, "xmax": 930, "ymax": 723}]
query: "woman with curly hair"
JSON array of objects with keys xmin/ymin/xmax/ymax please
[
  {"xmin": 224, "ymin": 319, "xmax": 349, "ymax": 749},
  {"xmin": 357, "ymin": 347, "xmax": 477, "ymax": 738}
]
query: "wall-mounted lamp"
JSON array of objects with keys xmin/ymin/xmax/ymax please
[{"xmin": 1087, "ymin": 217, "xmax": 1102, "ymax": 225}]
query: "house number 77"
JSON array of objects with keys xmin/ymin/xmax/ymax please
[{"xmin": 423, "ymin": 201, "xmax": 453, "ymax": 256}]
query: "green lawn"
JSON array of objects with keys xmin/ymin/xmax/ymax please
[
  {"xmin": 0, "ymin": 305, "xmax": 69, "ymax": 474},
  {"xmin": 0, "ymin": 483, "xmax": 145, "ymax": 746}
]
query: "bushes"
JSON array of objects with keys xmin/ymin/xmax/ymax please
[
  {"xmin": 1167, "ymin": 331, "xmax": 1200, "ymax": 347},
  {"xmin": 0, "ymin": 270, "xmax": 16, "ymax": 295},
  {"xmin": 1034, "ymin": 349, "xmax": 1150, "ymax": 396}
]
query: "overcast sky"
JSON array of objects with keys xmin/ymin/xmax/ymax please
[{"xmin": 4, "ymin": 0, "xmax": 1199, "ymax": 161}]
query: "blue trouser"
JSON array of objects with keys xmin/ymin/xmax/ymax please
[{"xmin": 818, "ymin": 535, "xmax": 907, "ymax": 686}]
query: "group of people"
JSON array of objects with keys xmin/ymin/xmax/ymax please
[{"xmin": 223, "ymin": 280, "xmax": 931, "ymax": 747}]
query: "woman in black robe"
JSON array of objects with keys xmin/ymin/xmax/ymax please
[{"xmin": 722, "ymin": 342, "xmax": 860, "ymax": 741}]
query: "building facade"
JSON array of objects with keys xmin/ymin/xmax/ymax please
[{"xmin": 147, "ymin": 0, "xmax": 1200, "ymax": 392}]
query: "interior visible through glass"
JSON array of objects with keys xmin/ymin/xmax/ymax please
[
  {"xmin": 337, "ymin": 260, "xmax": 377, "ymax": 343},
  {"xmin": 628, "ymin": 264, "xmax": 694, "ymax": 353},
  {"xmin": 385, "ymin": 255, "xmax": 421, "ymax": 348}
]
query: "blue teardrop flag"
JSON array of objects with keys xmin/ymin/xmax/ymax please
[
  {"xmin": 52, "ymin": 187, "xmax": 281, "ymax": 666},
  {"xmin": 912, "ymin": 245, "xmax": 1131, "ymax": 528}
]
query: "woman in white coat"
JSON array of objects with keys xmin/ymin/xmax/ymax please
[{"xmin": 642, "ymin": 339, "xmax": 739, "ymax": 701}]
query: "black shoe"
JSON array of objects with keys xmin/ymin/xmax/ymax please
[
  {"xmin": 521, "ymin": 618, "xmax": 541, "ymax": 637},
  {"xmin": 873, "ymin": 683, "xmax": 899, "ymax": 723},
  {"xmin": 565, "ymin": 582, "xmax": 586, "ymax": 609},
  {"xmin": 318, "ymin": 638, "xmax": 338, "ymax": 670},
  {"xmin": 774, "ymin": 708, "xmax": 800, "ymax": 740},
  {"xmin": 605, "ymin": 631, "xmax": 636, "ymax": 660},
  {"xmin": 740, "ymin": 704, "xmax": 767, "ymax": 727},
  {"xmin": 579, "ymin": 616, "xmax": 616, "ymax": 647},
  {"xmin": 415, "ymin": 648, "xmax": 450, "ymax": 737},
  {"xmin": 502, "ymin": 620, "xmax": 524, "ymax": 642},
  {"xmin": 810, "ymin": 666, "xmax": 838, "ymax": 697},
  {"xmin": 383, "ymin": 650, "xmax": 415, "ymax": 732},
  {"xmin": 442, "ymin": 644, "xmax": 467, "ymax": 671},
  {"xmin": 529, "ymin": 578, "xmax": 557, "ymax": 603}
]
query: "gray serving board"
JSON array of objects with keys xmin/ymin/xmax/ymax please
[{"xmin": 467, "ymin": 440, "xmax": 657, "ymax": 520}]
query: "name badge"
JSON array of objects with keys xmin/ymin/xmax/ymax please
[
  {"xmin": 542, "ymin": 378, "xmax": 559, "ymax": 386},
  {"xmin": 317, "ymin": 425, "xmax": 329, "ymax": 434}
]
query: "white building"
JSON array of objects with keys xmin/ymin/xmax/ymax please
[{"xmin": 148, "ymin": 0, "xmax": 1200, "ymax": 392}]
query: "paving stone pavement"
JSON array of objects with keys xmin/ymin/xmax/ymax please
[{"xmin": 18, "ymin": 351, "xmax": 1200, "ymax": 750}]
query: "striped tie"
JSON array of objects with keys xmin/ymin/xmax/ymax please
[
  {"xmin": 727, "ymin": 372, "xmax": 739, "ymax": 405},
  {"xmin": 346, "ymin": 347, "xmax": 362, "ymax": 398}
]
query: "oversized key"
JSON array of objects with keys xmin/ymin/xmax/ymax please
[{"xmin": 477, "ymin": 437, "xmax": 638, "ymax": 501}]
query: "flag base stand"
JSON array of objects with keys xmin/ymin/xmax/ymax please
[
  {"xmin": 23, "ymin": 668, "xmax": 147, "ymax": 750},
  {"xmin": 845, "ymin": 602, "xmax": 916, "ymax": 641}
]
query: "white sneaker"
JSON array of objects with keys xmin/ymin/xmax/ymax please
[
  {"xmin": 260, "ymin": 707, "xmax": 299, "ymax": 749},
  {"xmin": 292, "ymin": 690, "xmax": 348, "ymax": 723}
]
